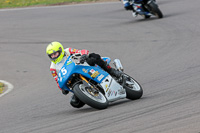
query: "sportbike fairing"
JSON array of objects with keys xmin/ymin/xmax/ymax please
[
  {"xmin": 100, "ymin": 75, "xmax": 126, "ymax": 102},
  {"xmin": 57, "ymin": 56, "xmax": 109, "ymax": 91}
]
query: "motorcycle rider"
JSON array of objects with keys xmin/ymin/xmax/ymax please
[
  {"xmin": 123, "ymin": 0, "xmax": 149, "ymax": 16},
  {"xmin": 46, "ymin": 41, "xmax": 122, "ymax": 107}
]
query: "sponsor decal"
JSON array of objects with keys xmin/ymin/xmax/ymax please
[
  {"xmin": 105, "ymin": 84, "xmax": 109, "ymax": 92},
  {"xmin": 114, "ymin": 91, "xmax": 117, "ymax": 96},
  {"xmin": 67, "ymin": 60, "xmax": 72, "ymax": 65},
  {"xmin": 110, "ymin": 91, "xmax": 113, "ymax": 96},
  {"xmin": 72, "ymin": 48, "xmax": 77, "ymax": 52},
  {"xmin": 107, "ymin": 90, "xmax": 112, "ymax": 97},
  {"xmin": 89, "ymin": 69, "xmax": 95, "ymax": 74},
  {"xmin": 105, "ymin": 84, "xmax": 108, "ymax": 88},
  {"xmin": 91, "ymin": 71, "xmax": 99, "ymax": 78},
  {"xmin": 88, "ymin": 69, "xmax": 99, "ymax": 78},
  {"xmin": 52, "ymin": 73, "xmax": 57, "ymax": 77},
  {"xmin": 82, "ymin": 68, "xmax": 88, "ymax": 73},
  {"xmin": 107, "ymin": 90, "xmax": 117, "ymax": 97},
  {"xmin": 51, "ymin": 70, "xmax": 57, "ymax": 77},
  {"xmin": 97, "ymin": 74, "xmax": 104, "ymax": 81}
]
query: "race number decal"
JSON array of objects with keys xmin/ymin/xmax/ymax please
[
  {"xmin": 61, "ymin": 67, "xmax": 67, "ymax": 75},
  {"xmin": 58, "ymin": 68, "xmax": 67, "ymax": 82},
  {"xmin": 58, "ymin": 73, "xmax": 62, "ymax": 82}
]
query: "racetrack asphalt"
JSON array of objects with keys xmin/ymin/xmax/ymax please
[{"xmin": 0, "ymin": 0, "xmax": 200, "ymax": 132}]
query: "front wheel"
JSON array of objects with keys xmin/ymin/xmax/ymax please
[
  {"xmin": 123, "ymin": 74, "xmax": 143, "ymax": 100},
  {"xmin": 73, "ymin": 83, "xmax": 108, "ymax": 110}
]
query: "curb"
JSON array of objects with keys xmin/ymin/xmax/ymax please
[{"xmin": 0, "ymin": 80, "xmax": 14, "ymax": 98}]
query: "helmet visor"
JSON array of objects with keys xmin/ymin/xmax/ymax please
[{"xmin": 48, "ymin": 51, "xmax": 61, "ymax": 61}]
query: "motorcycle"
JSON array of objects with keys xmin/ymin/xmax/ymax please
[
  {"xmin": 131, "ymin": 0, "xmax": 163, "ymax": 19},
  {"xmin": 57, "ymin": 54, "xmax": 143, "ymax": 109}
]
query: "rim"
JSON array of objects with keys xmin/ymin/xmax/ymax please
[
  {"xmin": 124, "ymin": 75, "xmax": 141, "ymax": 91},
  {"xmin": 79, "ymin": 84, "xmax": 107, "ymax": 103}
]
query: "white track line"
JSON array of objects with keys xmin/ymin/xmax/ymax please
[{"xmin": 0, "ymin": 80, "xmax": 14, "ymax": 98}]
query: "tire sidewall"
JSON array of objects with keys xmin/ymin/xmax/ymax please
[
  {"xmin": 123, "ymin": 74, "xmax": 143, "ymax": 100},
  {"xmin": 73, "ymin": 84, "xmax": 108, "ymax": 109}
]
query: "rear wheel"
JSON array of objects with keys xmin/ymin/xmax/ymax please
[
  {"xmin": 123, "ymin": 74, "xmax": 143, "ymax": 100},
  {"xmin": 73, "ymin": 83, "xmax": 108, "ymax": 110},
  {"xmin": 148, "ymin": 2, "xmax": 163, "ymax": 18}
]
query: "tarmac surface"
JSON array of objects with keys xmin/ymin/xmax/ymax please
[{"xmin": 0, "ymin": 0, "xmax": 200, "ymax": 132}]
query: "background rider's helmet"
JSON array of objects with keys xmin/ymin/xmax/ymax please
[{"xmin": 46, "ymin": 41, "xmax": 65, "ymax": 64}]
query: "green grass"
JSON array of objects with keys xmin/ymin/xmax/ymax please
[{"xmin": 0, "ymin": 0, "xmax": 98, "ymax": 8}]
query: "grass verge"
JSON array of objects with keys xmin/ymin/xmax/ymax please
[
  {"xmin": 0, "ymin": 0, "xmax": 105, "ymax": 9},
  {"xmin": 0, "ymin": 82, "xmax": 4, "ymax": 94}
]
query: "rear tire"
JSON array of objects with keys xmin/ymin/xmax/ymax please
[
  {"xmin": 73, "ymin": 83, "xmax": 108, "ymax": 110},
  {"xmin": 148, "ymin": 2, "xmax": 163, "ymax": 18},
  {"xmin": 123, "ymin": 74, "xmax": 143, "ymax": 100}
]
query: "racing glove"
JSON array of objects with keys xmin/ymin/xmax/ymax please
[{"xmin": 80, "ymin": 54, "xmax": 88, "ymax": 64}]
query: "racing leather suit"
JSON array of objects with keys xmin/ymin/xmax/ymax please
[{"xmin": 49, "ymin": 48, "xmax": 89, "ymax": 90}]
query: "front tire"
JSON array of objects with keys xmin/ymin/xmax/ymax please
[{"xmin": 73, "ymin": 83, "xmax": 108, "ymax": 110}]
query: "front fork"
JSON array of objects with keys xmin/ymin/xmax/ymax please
[
  {"xmin": 79, "ymin": 75, "xmax": 99, "ymax": 95},
  {"xmin": 79, "ymin": 74, "xmax": 89, "ymax": 83}
]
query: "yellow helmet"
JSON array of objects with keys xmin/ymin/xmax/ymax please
[{"xmin": 46, "ymin": 41, "xmax": 65, "ymax": 64}]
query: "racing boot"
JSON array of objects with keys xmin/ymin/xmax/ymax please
[
  {"xmin": 70, "ymin": 95, "xmax": 85, "ymax": 108},
  {"xmin": 98, "ymin": 59, "xmax": 122, "ymax": 79},
  {"xmin": 70, "ymin": 94, "xmax": 79, "ymax": 103},
  {"xmin": 132, "ymin": 11, "xmax": 138, "ymax": 17},
  {"xmin": 108, "ymin": 68, "xmax": 122, "ymax": 79},
  {"xmin": 70, "ymin": 94, "xmax": 85, "ymax": 108}
]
